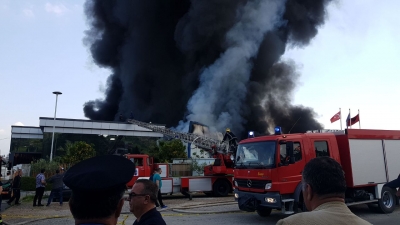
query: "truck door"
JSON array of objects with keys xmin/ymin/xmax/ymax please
[
  {"xmin": 129, "ymin": 157, "xmax": 145, "ymax": 176},
  {"xmin": 277, "ymin": 140, "xmax": 305, "ymax": 194},
  {"xmin": 307, "ymin": 137, "xmax": 341, "ymax": 163}
]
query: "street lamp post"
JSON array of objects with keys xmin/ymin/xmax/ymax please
[{"xmin": 50, "ymin": 91, "xmax": 62, "ymax": 161}]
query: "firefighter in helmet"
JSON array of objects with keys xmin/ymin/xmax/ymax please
[{"xmin": 222, "ymin": 128, "xmax": 238, "ymax": 152}]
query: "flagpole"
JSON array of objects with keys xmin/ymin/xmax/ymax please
[
  {"xmin": 358, "ymin": 109, "xmax": 361, "ymax": 129},
  {"xmin": 339, "ymin": 108, "xmax": 342, "ymax": 130},
  {"xmin": 348, "ymin": 108, "xmax": 351, "ymax": 129}
]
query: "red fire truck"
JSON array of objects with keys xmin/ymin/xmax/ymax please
[
  {"xmin": 233, "ymin": 128, "xmax": 400, "ymax": 217},
  {"xmin": 124, "ymin": 119, "xmax": 236, "ymax": 197},
  {"xmin": 124, "ymin": 153, "xmax": 233, "ymax": 197}
]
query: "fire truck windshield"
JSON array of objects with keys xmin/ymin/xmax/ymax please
[{"xmin": 235, "ymin": 141, "xmax": 276, "ymax": 168}]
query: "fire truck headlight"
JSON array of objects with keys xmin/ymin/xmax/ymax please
[
  {"xmin": 235, "ymin": 193, "xmax": 239, "ymax": 199},
  {"xmin": 265, "ymin": 197, "xmax": 276, "ymax": 203},
  {"xmin": 265, "ymin": 183, "xmax": 272, "ymax": 190},
  {"xmin": 234, "ymin": 180, "xmax": 238, "ymax": 187}
]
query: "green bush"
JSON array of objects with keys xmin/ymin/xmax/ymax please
[
  {"xmin": 20, "ymin": 177, "xmax": 52, "ymax": 191},
  {"xmin": 31, "ymin": 159, "xmax": 60, "ymax": 177}
]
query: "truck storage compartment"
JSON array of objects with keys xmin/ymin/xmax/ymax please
[
  {"xmin": 383, "ymin": 140, "xmax": 400, "ymax": 181},
  {"xmin": 348, "ymin": 139, "xmax": 387, "ymax": 186}
]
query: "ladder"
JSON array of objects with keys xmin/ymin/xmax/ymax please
[{"xmin": 127, "ymin": 119, "xmax": 229, "ymax": 153}]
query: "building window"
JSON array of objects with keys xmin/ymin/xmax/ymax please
[{"xmin": 10, "ymin": 138, "xmax": 43, "ymax": 153}]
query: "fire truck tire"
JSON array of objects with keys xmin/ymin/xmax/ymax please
[
  {"xmin": 377, "ymin": 186, "xmax": 396, "ymax": 214},
  {"xmin": 213, "ymin": 179, "xmax": 230, "ymax": 197},
  {"xmin": 292, "ymin": 190, "xmax": 307, "ymax": 213},
  {"xmin": 294, "ymin": 200, "xmax": 307, "ymax": 213},
  {"xmin": 256, "ymin": 207, "xmax": 272, "ymax": 217}
]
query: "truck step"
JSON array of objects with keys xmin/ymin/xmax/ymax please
[
  {"xmin": 346, "ymin": 199, "xmax": 378, "ymax": 206},
  {"xmin": 281, "ymin": 198, "xmax": 295, "ymax": 214}
]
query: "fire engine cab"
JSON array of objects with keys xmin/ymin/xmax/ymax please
[{"xmin": 234, "ymin": 128, "xmax": 400, "ymax": 217}]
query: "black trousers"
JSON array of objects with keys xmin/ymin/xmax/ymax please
[
  {"xmin": 33, "ymin": 187, "xmax": 45, "ymax": 205},
  {"xmin": 8, "ymin": 189, "xmax": 20, "ymax": 204},
  {"xmin": 155, "ymin": 189, "xmax": 164, "ymax": 207}
]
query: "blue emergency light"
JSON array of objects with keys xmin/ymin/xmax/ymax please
[
  {"xmin": 248, "ymin": 131, "xmax": 254, "ymax": 138},
  {"xmin": 274, "ymin": 126, "xmax": 282, "ymax": 135}
]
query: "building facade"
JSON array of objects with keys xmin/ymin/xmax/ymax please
[{"xmin": 9, "ymin": 117, "xmax": 164, "ymax": 164}]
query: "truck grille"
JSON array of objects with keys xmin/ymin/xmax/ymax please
[{"xmin": 235, "ymin": 179, "xmax": 270, "ymax": 189}]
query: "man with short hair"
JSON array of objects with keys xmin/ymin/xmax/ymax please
[
  {"xmin": 130, "ymin": 179, "xmax": 166, "ymax": 225},
  {"xmin": 276, "ymin": 157, "xmax": 371, "ymax": 225},
  {"xmin": 46, "ymin": 169, "xmax": 64, "ymax": 206},
  {"xmin": 152, "ymin": 168, "xmax": 167, "ymax": 209},
  {"xmin": 63, "ymin": 155, "xmax": 135, "ymax": 225},
  {"xmin": 33, "ymin": 169, "xmax": 46, "ymax": 206}
]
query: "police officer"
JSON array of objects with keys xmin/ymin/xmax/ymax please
[{"xmin": 63, "ymin": 155, "xmax": 135, "ymax": 225}]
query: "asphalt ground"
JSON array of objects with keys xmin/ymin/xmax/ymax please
[
  {"xmin": 1, "ymin": 192, "xmax": 235, "ymax": 225},
  {"xmin": 2, "ymin": 192, "xmax": 400, "ymax": 225}
]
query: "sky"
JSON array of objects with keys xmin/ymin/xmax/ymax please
[{"xmin": 1, "ymin": 0, "xmax": 400, "ymax": 156}]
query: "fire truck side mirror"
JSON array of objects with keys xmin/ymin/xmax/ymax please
[{"xmin": 286, "ymin": 141, "xmax": 295, "ymax": 164}]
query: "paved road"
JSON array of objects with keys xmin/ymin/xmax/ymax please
[
  {"xmin": 26, "ymin": 204, "xmax": 400, "ymax": 225},
  {"xmin": 3, "ymin": 193, "xmax": 400, "ymax": 225}
]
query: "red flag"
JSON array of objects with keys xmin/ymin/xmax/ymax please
[
  {"xmin": 330, "ymin": 111, "xmax": 341, "ymax": 123},
  {"xmin": 349, "ymin": 114, "xmax": 360, "ymax": 126}
]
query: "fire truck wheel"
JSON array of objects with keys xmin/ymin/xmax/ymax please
[
  {"xmin": 256, "ymin": 207, "xmax": 272, "ymax": 217},
  {"xmin": 378, "ymin": 186, "xmax": 396, "ymax": 214},
  {"xmin": 213, "ymin": 180, "xmax": 230, "ymax": 197},
  {"xmin": 294, "ymin": 200, "xmax": 307, "ymax": 213}
]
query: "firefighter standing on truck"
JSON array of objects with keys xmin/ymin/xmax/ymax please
[{"xmin": 222, "ymin": 128, "xmax": 238, "ymax": 152}]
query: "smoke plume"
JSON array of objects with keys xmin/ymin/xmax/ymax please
[{"xmin": 83, "ymin": 0, "xmax": 331, "ymax": 138}]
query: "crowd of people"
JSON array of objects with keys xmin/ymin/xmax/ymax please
[{"xmin": 1, "ymin": 153, "xmax": 400, "ymax": 225}]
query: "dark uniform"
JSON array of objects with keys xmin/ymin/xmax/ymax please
[
  {"xmin": 385, "ymin": 174, "xmax": 400, "ymax": 189},
  {"xmin": 7, "ymin": 173, "xmax": 21, "ymax": 205},
  {"xmin": 222, "ymin": 130, "xmax": 238, "ymax": 152},
  {"xmin": 133, "ymin": 207, "xmax": 166, "ymax": 225},
  {"xmin": 63, "ymin": 155, "xmax": 135, "ymax": 225}
]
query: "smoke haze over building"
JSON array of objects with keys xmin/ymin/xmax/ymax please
[{"xmin": 83, "ymin": 0, "xmax": 331, "ymax": 138}]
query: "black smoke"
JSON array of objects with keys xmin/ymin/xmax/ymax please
[{"xmin": 83, "ymin": 0, "xmax": 331, "ymax": 138}]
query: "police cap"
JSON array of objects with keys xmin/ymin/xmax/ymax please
[{"xmin": 63, "ymin": 155, "xmax": 135, "ymax": 192}]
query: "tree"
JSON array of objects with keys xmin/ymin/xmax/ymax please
[
  {"xmin": 157, "ymin": 140, "xmax": 187, "ymax": 163},
  {"xmin": 61, "ymin": 141, "xmax": 96, "ymax": 166},
  {"xmin": 191, "ymin": 150, "xmax": 208, "ymax": 175},
  {"xmin": 30, "ymin": 158, "xmax": 60, "ymax": 177}
]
